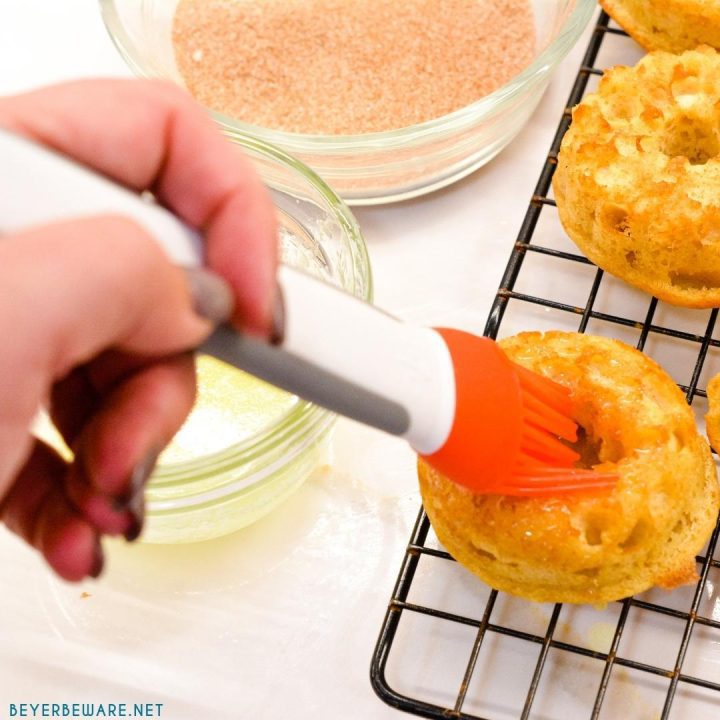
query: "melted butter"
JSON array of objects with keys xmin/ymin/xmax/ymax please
[
  {"xmin": 160, "ymin": 355, "xmax": 296, "ymax": 465},
  {"xmin": 32, "ymin": 356, "xmax": 297, "ymax": 466},
  {"xmin": 587, "ymin": 621, "xmax": 617, "ymax": 653}
]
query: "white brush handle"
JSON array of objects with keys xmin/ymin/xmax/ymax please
[{"xmin": 0, "ymin": 129, "xmax": 456, "ymax": 454}]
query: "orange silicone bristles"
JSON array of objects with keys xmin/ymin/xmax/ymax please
[{"xmin": 421, "ymin": 330, "xmax": 618, "ymax": 497}]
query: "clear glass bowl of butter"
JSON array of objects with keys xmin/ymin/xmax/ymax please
[
  {"xmin": 144, "ymin": 134, "xmax": 370, "ymax": 542},
  {"xmin": 144, "ymin": 134, "xmax": 370, "ymax": 543}
]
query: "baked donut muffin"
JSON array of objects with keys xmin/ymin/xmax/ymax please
[
  {"xmin": 705, "ymin": 372, "xmax": 720, "ymax": 453},
  {"xmin": 553, "ymin": 46, "xmax": 720, "ymax": 307},
  {"xmin": 600, "ymin": 0, "xmax": 720, "ymax": 53},
  {"xmin": 419, "ymin": 332, "xmax": 719, "ymax": 604}
]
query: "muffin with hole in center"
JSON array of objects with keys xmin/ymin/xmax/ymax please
[
  {"xmin": 553, "ymin": 46, "xmax": 720, "ymax": 307},
  {"xmin": 419, "ymin": 331, "xmax": 719, "ymax": 604}
]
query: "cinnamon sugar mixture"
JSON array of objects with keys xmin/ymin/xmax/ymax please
[{"xmin": 172, "ymin": 0, "xmax": 536, "ymax": 135}]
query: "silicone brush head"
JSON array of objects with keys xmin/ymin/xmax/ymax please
[{"xmin": 421, "ymin": 330, "xmax": 617, "ymax": 496}]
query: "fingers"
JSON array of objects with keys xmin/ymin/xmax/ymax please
[
  {"xmin": 1, "ymin": 352, "xmax": 196, "ymax": 580},
  {"xmin": 0, "ymin": 78, "xmax": 278, "ymax": 335},
  {"xmin": 0, "ymin": 440, "xmax": 101, "ymax": 582},
  {"xmin": 35, "ymin": 487, "xmax": 103, "ymax": 583},
  {"xmin": 63, "ymin": 354, "xmax": 197, "ymax": 541},
  {"xmin": 49, "ymin": 347, "xmax": 192, "ymax": 446}
]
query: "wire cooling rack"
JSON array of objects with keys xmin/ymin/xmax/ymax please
[{"xmin": 371, "ymin": 11, "xmax": 720, "ymax": 720}]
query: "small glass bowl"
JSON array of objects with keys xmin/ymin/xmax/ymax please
[
  {"xmin": 145, "ymin": 133, "xmax": 371, "ymax": 543},
  {"xmin": 99, "ymin": 0, "xmax": 595, "ymax": 205}
]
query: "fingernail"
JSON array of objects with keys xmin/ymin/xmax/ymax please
[
  {"xmin": 90, "ymin": 540, "xmax": 104, "ymax": 579},
  {"xmin": 124, "ymin": 497, "xmax": 145, "ymax": 542},
  {"xmin": 270, "ymin": 287, "xmax": 285, "ymax": 345},
  {"xmin": 120, "ymin": 449, "xmax": 157, "ymax": 541},
  {"xmin": 184, "ymin": 267, "xmax": 235, "ymax": 324},
  {"xmin": 117, "ymin": 449, "xmax": 158, "ymax": 505}
]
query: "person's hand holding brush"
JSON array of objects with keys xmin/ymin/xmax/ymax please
[{"xmin": 0, "ymin": 78, "xmax": 277, "ymax": 581}]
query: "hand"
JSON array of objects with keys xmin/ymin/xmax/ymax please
[{"xmin": 0, "ymin": 79, "xmax": 278, "ymax": 581}]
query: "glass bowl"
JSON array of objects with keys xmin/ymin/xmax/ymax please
[
  {"xmin": 99, "ymin": 0, "xmax": 596, "ymax": 205},
  {"xmin": 137, "ymin": 135, "xmax": 370, "ymax": 544}
]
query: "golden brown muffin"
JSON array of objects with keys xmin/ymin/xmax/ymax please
[
  {"xmin": 419, "ymin": 332, "xmax": 719, "ymax": 604},
  {"xmin": 600, "ymin": 0, "xmax": 720, "ymax": 53},
  {"xmin": 553, "ymin": 46, "xmax": 720, "ymax": 307},
  {"xmin": 705, "ymin": 372, "xmax": 720, "ymax": 452}
]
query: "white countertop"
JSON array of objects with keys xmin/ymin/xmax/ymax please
[{"xmin": 0, "ymin": 3, "xmax": 673, "ymax": 719}]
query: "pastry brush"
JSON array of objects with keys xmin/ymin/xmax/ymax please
[{"xmin": 0, "ymin": 128, "xmax": 616, "ymax": 496}]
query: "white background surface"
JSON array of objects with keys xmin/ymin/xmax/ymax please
[{"xmin": 0, "ymin": 2, "xmax": 676, "ymax": 719}]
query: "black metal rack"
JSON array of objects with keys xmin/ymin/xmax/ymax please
[{"xmin": 370, "ymin": 11, "xmax": 720, "ymax": 720}]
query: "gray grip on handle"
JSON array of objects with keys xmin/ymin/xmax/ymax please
[{"xmin": 201, "ymin": 325, "xmax": 411, "ymax": 437}]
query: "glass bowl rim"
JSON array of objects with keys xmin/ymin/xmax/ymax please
[{"xmin": 99, "ymin": 0, "xmax": 597, "ymax": 150}]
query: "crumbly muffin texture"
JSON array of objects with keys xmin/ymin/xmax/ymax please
[
  {"xmin": 705, "ymin": 372, "xmax": 720, "ymax": 453},
  {"xmin": 601, "ymin": 0, "xmax": 720, "ymax": 53},
  {"xmin": 554, "ymin": 46, "xmax": 720, "ymax": 307},
  {"xmin": 419, "ymin": 332, "xmax": 719, "ymax": 604}
]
